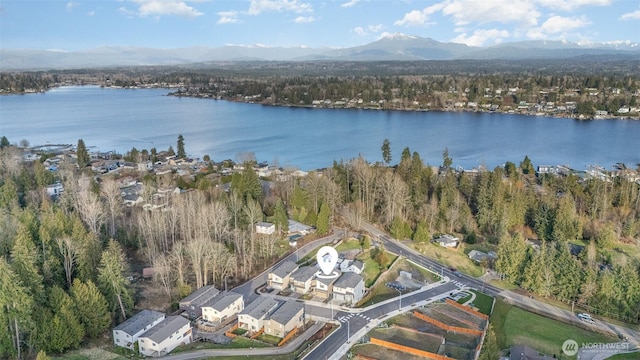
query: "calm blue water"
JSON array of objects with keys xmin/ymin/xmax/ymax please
[{"xmin": 1, "ymin": 86, "xmax": 639, "ymax": 171}]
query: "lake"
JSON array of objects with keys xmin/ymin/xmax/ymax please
[{"xmin": 1, "ymin": 86, "xmax": 639, "ymax": 171}]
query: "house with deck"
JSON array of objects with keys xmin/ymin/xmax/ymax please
[
  {"xmin": 267, "ymin": 260, "xmax": 298, "ymax": 290},
  {"xmin": 201, "ymin": 291, "xmax": 244, "ymax": 323},
  {"xmin": 238, "ymin": 297, "xmax": 279, "ymax": 335},
  {"xmin": 138, "ymin": 316, "xmax": 192, "ymax": 357},
  {"xmin": 290, "ymin": 266, "xmax": 317, "ymax": 294},
  {"xmin": 113, "ymin": 309, "xmax": 165, "ymax": 350},
  {"xmin": 264, "ymin": 301, "xmax": 305, "ymax": 338},
  {"xmin": 434, "ymin": 234, "xmax": 459, "ymax": 248},
  {"xmin": 332, "ymin": 272, "xmax": 365, "ymax": 304},
  {"xmin": 179, "ymin": 285, "xmax": 220, "ymax": 319}
]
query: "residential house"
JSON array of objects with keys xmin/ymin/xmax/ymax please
[
  {"xmin": 138, "ymin": 316, "xmax": 192, "ymax": 357},
  {"xmin": 46, "ymin": 183, "xmax": 64, "ymax": 197},
  {"xmin": 467, "ymin": 250, "xmax": 497, "ymax": 264},
  {"xmin": 434, "ymin": 234, "xmax": 459, "ymax": 248},
  {"xmin": 332, "ymin": 272, "xmax": 365, "ymax": 304},
  {"xmin": 340, "ymin": 259, "xmax": 364, "ymax": 275},
  {"xmin": 287, "ymin": 219, "xmax": 313, "ymax": 235},
  {"xmin": 201, "ymin": 291, "xmax": 244, "ymax": 323},
  {"xmin": 179, "ymin": 285, "xmax": 220, "ymax": 319},
  {"xmin": 264, "ymin": 301, "xmax": 305, "ymax": 338},
  {"xmin": 256, "ymin": 222, "xmax": 276, "ymax": 235},
  {"xmin": 238, "ymin": 297, "xmax": 279, "ymax": 335},
  {"xmin": 113, "ymin": 309, "xmax": 165, "ymax": 350},
  {"xmin": 509, "ymin": 345, "xmax": 555, "ymax": 360},
  {"xmin": 314, "ymin": 276, "xmax": 338, "ymax": 299},
  {"xmin": 290, "ymin": 266, "xmax": 317, "ymax": 294},
  {"xmin": 268, "ymin": 260, "xmax": 299, "ymax": 290}
]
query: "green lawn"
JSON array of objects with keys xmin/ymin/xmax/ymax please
[
  {"xmin": 357, "ymin": 251, "xmax": 397, "ymax": 287},
  {"xmin": 491, "ymin": 298, "xmax": 617, "ymax": 358},
  {"xmin": 456, "ymin": 291, "xmax": 473, "ymax": 304},
  {"xmin": 257, "ymin": 333, "xmax": 282, "ymax": 345},
  {"xmin": 468, "ymin": 290, "xmax": 494, "ymax": 316},
  {"xmin": 335, "ymin": 239, "xmax": 363, "ymax": 252},
  {"xmin": 171, "ymin": 336, "xmax": 272, "ymax": 353}
]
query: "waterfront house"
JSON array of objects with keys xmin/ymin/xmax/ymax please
[
  {"xmin": 238, "ymin": 297, "xmax": 279, "ymax": 335},
  {"xmin": 201, "ymin": 291, "xmax": 244, "ymax": 323},
  {"xmin": 138, "ymin": 316, "xmax": 192, "ymax": 357},
  {"xmin": 332, "ymin": 272, "xmax": 365, "ymax": 304},
  {"xmin": 268, "ymin": 260, "xmax": 298, "ymax": 290},
  {"xmin": 179, "ymin": 285, "xmax": 220, "ymax": 319},
  {"xmin": 113, "ymin": 309, "xmax": 165, "ymax": 350},
  {"xmin": 264, "ymin": 301, "xmax": 305, "ymax": 338}
]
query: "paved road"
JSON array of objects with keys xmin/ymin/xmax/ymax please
[
  {"xmin": 358, "ymin": 221, "xmax": 640, "ymax": 346},
  {"xmin": 303, "ymin": 281, "xmax": 460, "ymax": 360},
  {"xmin": 233, "ymin": 229, "xmax": 345, "ymax": 304}
]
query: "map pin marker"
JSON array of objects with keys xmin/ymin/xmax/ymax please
[{"xmin": 316, "ymin": 246, "xmax": 338, "ymax": 276}]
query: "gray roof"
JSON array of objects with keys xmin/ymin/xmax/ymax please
[
  {"xmin": 240, "ymin": 296, "xmax": 279, "ymax": 320},
  {"xmin": 140, "ymin": 315, "xmax": 190, "ymax": 343},
  {"xmin": 113, "ymin": 309, "xmax": 165, "ymax": 336},
  {"xmin": 203, "ymin": 291, "xmax": 243, "ymax": 311},
  {"xmin": 180, "ymin": 285, "xmax": 219, "ymax": 306},
  {"xmin": 272, "ymin": 260, "xmax": 298, "ymax": 278},
  {"xmin": 334, "ymin": 272, "xmax": 364, "ymax": 289},
  {"xmin": 351, "ymin": 260, "xmax": 364, "ymax": 270},
  {"xmin": 316, "ymin": 275, "xmax": 338, "ymax": 285},
  {"xmin": 291, "ymin": 266, "xmax": 317, "ymax": 283},
  {"xmin": 267, "ymin": 301, "xmax": 304, "ymax": 325}
]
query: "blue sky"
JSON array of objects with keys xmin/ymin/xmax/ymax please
[{"xmin": 1, "ymin": 0, "xmax": 639, "ymax": 50}]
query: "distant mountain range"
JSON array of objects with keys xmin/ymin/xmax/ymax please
[{"xmin": 2, "ymin": 33, "xmax": 638, "ymax": 70}]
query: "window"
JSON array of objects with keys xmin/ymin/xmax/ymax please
[{"xmin": 116, "ymin": 339, "xmax": 119, "ymax": 343}]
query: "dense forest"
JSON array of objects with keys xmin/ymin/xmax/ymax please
[{"xmin": 0, "ymin": 132, "xmax": 639, "ymax": 358}]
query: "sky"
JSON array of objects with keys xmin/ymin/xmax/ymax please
[{"xmin": 1, "ymin": 0, "xmax": 639, "ymax": 50}]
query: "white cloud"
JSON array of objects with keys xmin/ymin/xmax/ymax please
[
  {"xmin": 294, "ymin": 16, "xmax": 315, "ymax": 23},
  {"xmin": 217, "ymin": 11, "xmax": 240, "ymax": 24},
  {"xmin": 451, "ymin": 28, "xmax": 510, "ymax": 46},
  {"xmin": 341, "ymin": 0, "xmax": 359, "ymax": 8},
  {"xmin": 247, "ymin": 0, "xmax": 312, "ymax": 15},
  {"xmin": 123, "ymin": 0, "xmax": 204, "ymax": 18},
  {"xmin": 441, "ymin": 0, "xmax": 540, "ymax": 27},
  {"xmin": 353, "ymin": 26, "xmax": 366, "ymax": 36},
  {"xmin": 619, "ymin": 10, "xmax": 640, "ymax": 21},
  {"xmin": 394, "ymin": 3, "xmax": 444, "ymax": 27},
  {"xmin": 87, "ymin": 10, "xmax": 95, "ymax": 16},
  {"xmin": 534, "ymin": 0, "xmax": 611, "ymax": 12},
  {"xmin": 66, "ymin": 1, "xmax": 78, "ymax": 12},
  {"xmin": 527, "ymin": 15, "xmax": 591, "ymax": 39},
  {"xmin": 368, "ymin": 24, "xmax": 383, "ymax": 33}
]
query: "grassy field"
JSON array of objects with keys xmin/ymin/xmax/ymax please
[
  {"xmin": 171, "ymin": 336, "xmax": 272, "ymax": 353},
  {"xmin": 350, "ymin": 343, "xmax": 427, "ymax": 360},
  {"xmin": 412, "ymin": 242, "xmax": 485, "ymax": 277},
  {"xmin": 369, "ymin": 327, "xmax": 442, "ymax": 353},
  {"xmin": 357, "ymin": 251, "xmax": 397, "ymax": 287},
  {"xmin": 469, "ymin": 290, "xmax": 494, "ymax": 316},
  {"xmin": 491, "ymin": 298, "xmax": 617, "ymax": 358},
  {"xmin": 335, "ymin": 238, "xmax": 363, "ymax": 252}
]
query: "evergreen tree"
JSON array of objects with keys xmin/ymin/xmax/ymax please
[
  {"xmin": 272, "ymin": 198, "xmax": 288, "ymax": 233},
  {"xmin": 41, "ymin": 287, "xmax": 84, "ymax": 353},
  {"xmin": 519, "ymin": 155, "xmax": 535, "ymax": 175},
  {"xmin": 381, "ymin": 138, "xmax": 392, "ymax": 165},
  {"xmin": 495, "ymin": 232, "xmax": 528, "ymax": 283},
  {"xmin": 70, "ymin": 279, "xmax": 111, "ymax": 339},
  {"xmin": 0, "ymin": 258, "xmax": 34, "ymax": 360},
  {"xmin": 98, "ymin": 240, "xmax": 133, "ymax": 323},
  {"xmin": 177, "ymin": 134, "xmax": 186, "ymax": 158},
  {"xmin": 479, "ymin": 325, "xmax": 499, "ymax": 360},
  {"xmin": 412, "ymin": 220, "xmax": 430, "ymax": 242},
  {"xmin": 0, "ymin": 136, "xmax": 9, "ymax": 148},
  {"xmin": 167, "ymin": 145, "xmax": 175, "ymax": 157},
  {"xmin": 316, "ymin": 201, "xmax": 330, "ymax": 235},
  {"xmin": 442, "ymin": 147, "xmax": 453, "ymax": 170},
  {"xmin": 36, "ymin": 350, "xmax": 51, "ymax": 360},
  {"xmin": 76, "ymin": 139, "xmax": 90, "ymax": 168},
  {"xmin": 11, "ymin": 224, "xmax": 45, "ymax": 305}
]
